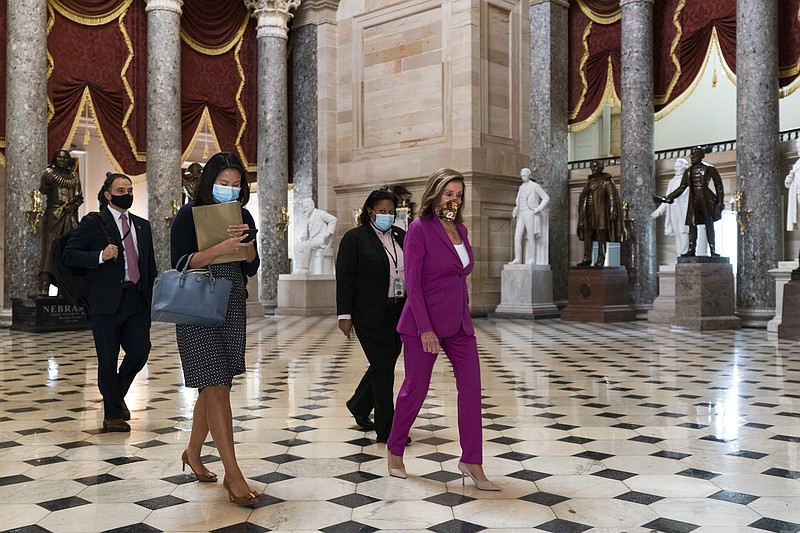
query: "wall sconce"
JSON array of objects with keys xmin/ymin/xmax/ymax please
[
  {"xmin": 728, "ymin": 189, "xmax": 753, "ymax": 236},
  {"xmin": 23, "ymin": 190, "xmax": 44, "ymax": 235},
  {"xmin": 276, "ymin": 206, "xmax": 290, "ymax": 240},
  {"xmin": 164, "ymin": 198, "xmax": 180, "ymax": 228}
]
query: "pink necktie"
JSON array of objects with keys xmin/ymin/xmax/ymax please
[{"xmin": 120, "ymin": 214, "xmax": 140, "ymax": 284}]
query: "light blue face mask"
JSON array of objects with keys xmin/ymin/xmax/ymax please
[
  {"xmin": 212, "ymin": 183, "xmax": 241, "ymax": 204},
  {"xmin": 373, "ymin": 213, "xmax": 395, "ymax": 231}
]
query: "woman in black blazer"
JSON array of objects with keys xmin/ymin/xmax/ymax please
[{"xmin": 336, "ymin": 189, "xmax": 406, "ymax": 443}]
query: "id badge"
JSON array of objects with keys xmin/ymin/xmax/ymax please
[{"xmin": 393, "ymin": 278, "xmax": 405, "ymax": 298}]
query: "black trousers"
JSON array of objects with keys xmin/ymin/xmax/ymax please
[
  {"xmin": 349, "ymin": 300, "xmax": 404, "ymax": 440},
  {"xmin": 89, "ymin": 285, "xmax": 151, "ymax": 419}
]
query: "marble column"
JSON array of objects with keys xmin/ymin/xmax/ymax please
[
  {"xmin": 145, "ymin": 0, "xmax": 183, "ymax": 273},
  {"xmin": 619, "ymin": 0, "xmax": 656, "ymax": 318},
  {"xmin": 529, "ymin": 0, "xmax": 569, "ymax": 303},
  {"xmin": 247, "ymin": 0, "xmax": 300, "ymax": 313},
  {"xmin": 3, "ymin": 1, "xmax": 48, "ymax": 307},
  {"xmin": 735, "ymin": 0, "xmax": 780, "ymax": 328}
]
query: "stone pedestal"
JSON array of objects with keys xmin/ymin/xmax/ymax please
[
  {"xmin": 276, "ymin": 273, "xmax": 335, "ymax": 316},
  {"xmin": 492, "ymin": 264, "xmax": 559, "ymax": 319},
  {"xmin": 648, "ymin": 264, "xmax": 676, "ymax": 324},
  {"xmin": 767, "ymin": 260, "xmax": 799, "ymax": 332},
  {"xmin": 11, "ymin": 296, "xmax": 91, "ymax": 332},
  {"xmin": 561, "ymin": 267, "xmax": 636, "ymax": 323},
  {"xmin": 670, "ymin": 256, "xmax": 741, "ymax": 331},
  {"xmin": 778, "ymin": 271, "xmax": 800, "ymax": 341}
]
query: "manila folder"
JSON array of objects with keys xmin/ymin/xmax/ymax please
[{"xmin": 192, "ymin": 201, "xmax": 247, "ymax": 264}]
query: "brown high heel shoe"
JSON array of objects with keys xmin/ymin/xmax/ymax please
[
  {"xmin": 181, "ymin": 451, "xmax": 218, "ymax": 482},
  {"xmin": 223, "ymin": 478, "xmax": 259, "ymax": 506}
]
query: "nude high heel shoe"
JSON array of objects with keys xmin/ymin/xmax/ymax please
[
  {"xmin": 181, "ymin": 450, "xmax": 217, "ymax": 482},
  {"xmin": 387, "ymin": 451, "xmax": 407, "ymax": 479},
  {"xmin": 457, "ymin": 462, "xmax": 501, "ymax": 491}
]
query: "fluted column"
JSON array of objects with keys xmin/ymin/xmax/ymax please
[
  {"xmin": 529, "ymin": 0, "xmax": 569, "ymax": 303},
  {"xmin": 246, "ymin": 0, "xmax": 300, "ymax": 313},
  {"xmin": 3, "ymin": 1, "xmax": 48, "ymax": 307},
  {"xmin": 736, "ymin": 0, "xmax": 780, "ymax": 328},
  {"xmin": 619, "ymin": 0, "xmax": 655, "ymax": 318},
  {"xmin": 145, "ymin": 0, "xmax": 183, "ymax": 272}
]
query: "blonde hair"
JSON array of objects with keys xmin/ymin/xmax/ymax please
[{"xmin": 417, "ymin": 168, "xmax": 466, "ymax": 223}]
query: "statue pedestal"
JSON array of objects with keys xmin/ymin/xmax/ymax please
[
  {"xmin": 648, "ymin": 265, "xmax": 676, "ymax": 324},
  {"xmin": 561, "ymin": 266, "xmax": 636, "ymax": 323},
  {"xmin": 492, "ymin": 264, "xmax": 559, "ymax": 319},
  {"xmin": 670, "ymin": 256, "xmax": 741, "ymax": 331},
  {"xmin": 767, "ymin": 260, "xmax": 799, "ymax": 333},
  {"xmin": 11, "ymin": 296, "xmax": 91, "ymax": 332},
  {"xmin": 778, "ymin": 271, "xmax": 800, "ymax": 341},
  {"xmin": 276, "ymin": 273, "xmax": 336, "ymax": 316}
]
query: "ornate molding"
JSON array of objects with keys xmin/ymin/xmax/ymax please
[
  {"xmin": 245, "ymin": 0, "xmax": 301, "ymax": 39},
  {"xmin": 145, "ymin": 0, "xmax": 183, "ymax": 15},
  {"xmin": 530, "ymin": 0, "xmax": 569, "ymax": 7},
  {"xmin": 294, "ymin": 0, "xmax": 337, "ymax": 27}
]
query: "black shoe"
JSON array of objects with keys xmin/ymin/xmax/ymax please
[
  {"xmin": 377, "ymin": 436, "xmax": 411, "ymax": 446},
  {"xmin": 103, "ymin": 418, "xmax": 131, "ymax": 432},
  {"xmin": 346, "ymin": 400, "xmax": 375, "ymax": 431},
  {"xmin": 121, "ymin": 399, "xmax": 131, "ymax": 421},
  {"xmin": 576, "ymin": 257, "xmax": 592, "ymax": 267}
]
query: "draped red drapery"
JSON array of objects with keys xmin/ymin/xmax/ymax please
[
  {"xmin": 47, "ymin": 0, "xmax": 147, "ymax": 174},
  {"xmin": 180, "ymin": 0, "xmax": 258, "ymax": 178},
  {"xmin": 779, "ymin": 0, "xmax": 800, "ymax": 93},
  {"xmin": 45, "ymin": 0, "xmax": 257, "ymax": 177}
]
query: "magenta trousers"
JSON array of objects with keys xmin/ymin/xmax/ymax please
[{"xmin": 387, "ymin": 328, "xmax": 483, "ymax": 464}]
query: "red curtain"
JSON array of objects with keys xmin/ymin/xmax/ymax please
[
  {"xmin": 577, "ymin": 0, "xmax": 620, "ymax": 22},
  {"xmin": 568, "ymin": 7, "xmax": 621, "ymax": 129},
  {"xmin": 180, "ymin": 0, "xmax": 257, "ymax": 177},
  {"xmin": 52, "ymin": 0, "xmax": 128, "ymax": 18},
  {"xmin": 779, "ymin": 0, "xmax": 800, "ymax": 92},
  {"xmin": 47, "ymin": 1, "xmax": 147, "ymax": 174}
]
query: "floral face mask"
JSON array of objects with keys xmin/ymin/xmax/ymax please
[{"xmin": 437, "ymin": 199, "xmax": 460, "ymax": 222}]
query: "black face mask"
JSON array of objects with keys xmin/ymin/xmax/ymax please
[{"xmin": 109, "ymin": 194, "xmax": 134, "ymax": 210}]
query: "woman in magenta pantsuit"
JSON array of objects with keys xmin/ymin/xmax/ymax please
[{"xmin": 386, "ymin": 168, "xmax": 500, "ymax": 491}]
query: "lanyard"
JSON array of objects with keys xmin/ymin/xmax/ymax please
[{"xmin": 381, "ymin": 232, "xmax": 399, "ymax": 274}]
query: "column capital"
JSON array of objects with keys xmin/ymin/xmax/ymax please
[
  {"xmin": 530, "ymin": 0, "xmax": 569, "ymax": 7},
  {"xmin": 245, "ymin": 0, "xmax": 301, "ymax": 39},
  {"xmin": 145, "ymin": 0, "xmax": 183, "ymax": 15},
  {"xmin": 620, "ymin": 0, "xmax": 654, "ymax": 6}
]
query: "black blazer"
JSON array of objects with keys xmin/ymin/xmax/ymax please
[
  {"xmin": 336, "ymin": 223, "xmax": 405, "ymax": 328},
  {"xmin": 63, "ymin": 207, "xmax": 157, "ymax": 315}
]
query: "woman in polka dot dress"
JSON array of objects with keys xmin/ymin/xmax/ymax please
[{"xmin": 170, "ymin": 152, "xmax": 260, "ymax": 506}]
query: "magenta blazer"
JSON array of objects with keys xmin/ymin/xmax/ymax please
[{"xmin": 397, "ymin": 217, "xmax": 475, "ymax": 339}]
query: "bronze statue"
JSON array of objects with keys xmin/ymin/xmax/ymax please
[
  {"xmin": 577, "ymin": 160, "xmax": 623, "ymax": 266},
  {"xmin": 38, "ymin": 149, "xmax": 83, "ymax": 294},
  {"xmin": 658, "ymin": 146, "xmax": 724, "ymax": 257},
  {"xmin": 182, "ymin": 162, "xmax": 203, "ymax": 203}
]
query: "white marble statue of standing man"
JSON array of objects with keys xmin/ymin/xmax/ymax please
[
  {"xmin": 651, "ymin": 158, "xmax": 708, "ymax": 258},
  {"xmin": 785, "ymin": 139, "xmax": 800, "ymax": 232},
  {"xmin": 294, "ymin": 198, "xmax": 337, "ymax": 274},
  {"xmin": 510, "ymin": 168, "xmax": 550, "ymax": 265}
]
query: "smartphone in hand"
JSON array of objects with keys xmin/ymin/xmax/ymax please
[{"xmin": 241, "ymin": 228, "xmax": 258, "ymax": 243}]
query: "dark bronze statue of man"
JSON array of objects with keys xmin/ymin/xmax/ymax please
[
  {"xmin": 38, "ymin": 149, "xmax": 83, "ymax": 294},
  {"xmin": 661, "ymin": 146, "xmax": 724, "ymax": 257},
  {"xmin": 577, "ymin": 160, "xmax": 623, "ymax": 266}
]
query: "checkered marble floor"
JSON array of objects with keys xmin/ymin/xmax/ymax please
[{"xmin": 1, "ymin": 317, "xmax": 799, "ymax": 533}]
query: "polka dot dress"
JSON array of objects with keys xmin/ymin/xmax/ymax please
[{"xmin": 176, "ymin": 262, "xmax": 247, "ymax": 388}]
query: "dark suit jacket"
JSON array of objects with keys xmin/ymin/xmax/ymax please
[
  {"xmin": 63, "ymin": 207, "xmax": 157, "ymax": 315},
  {"xmin": 336, "ymin": 224, "xmax": 405, "ymax": 328},
  {"xmin": 396, "ymin": 217, "xmax": 474, "ymax": 339}
]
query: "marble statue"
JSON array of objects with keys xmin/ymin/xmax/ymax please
[
  {"xmin": 577, "ymin": 160, "xmax": 623, "ymax": 266},
  {"xmin": 785, "ymin": 139, "xmax": 800, "ymax": 232},
  {"xmin": 651, "ymin": 158, "xmax": 708, "ymax": 258},
  {"xmin": 38, "ymin": 149, "xmax": 83, "ymax": 294},
  {"xmin": 294, "ymin": 198, "xmax": 337, "ymax": 274},
  {"xmin": 659, "ymin": 146, "xmax": 724, "ymax": 257},
  {"xmin": 510, "ymin": 168, "xmax": 550, "ymax": 265}
]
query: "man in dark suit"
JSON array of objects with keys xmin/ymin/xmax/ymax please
[{"xmin": 63, "ymin": 173, "xmax": 157, "ymax": 432}]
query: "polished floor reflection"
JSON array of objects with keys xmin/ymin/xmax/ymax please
[{"xmin": 1, "ymin": 316, "xmax": 799, "ymax": 533}]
